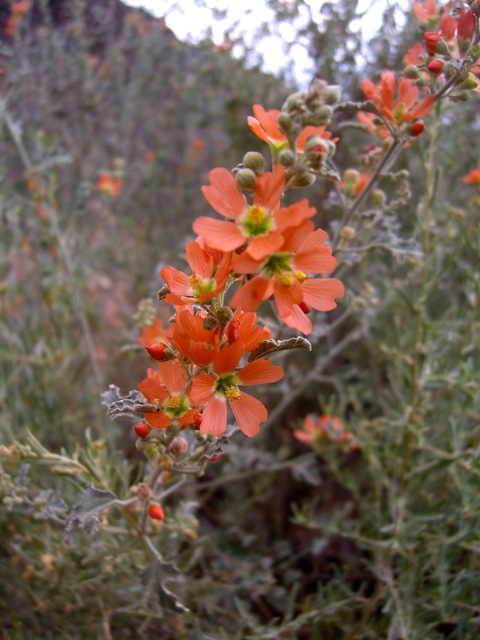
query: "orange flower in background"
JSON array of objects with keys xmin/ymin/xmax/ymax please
[
  {"xmin": 190, "ymin": 341, "xmax": 283, "ymax": 437},
  {"xmin": 294, "ymin": 415, "xmax": 355, "ymax": 447},
  {"xmin": 412, "ymin": 0, "xmax": 437, "ymax": 21},
  {"xmin": 462, "ymin": 168, "xmax": 480, "ymax": 185},
  {"xmin": 161, "ymin": 239, "xmax": 232, "ymax": 305},
  {"xmin": 412, "ymin": 1, "xmax": 457, "ymax": 41},
  {"xmin": 230, "ymin": 221, "xmax": 344, "ymax": 335},
  {"xmin": 144, "ymin": 150, "xmax": 155, "ymax": 162},
  {"xmin": 138, "ymin": 360, "xmax": 200, "ymax": 429},
  {"xmin": 194, "ymin": 164, "xmax": 318, "ymax": 262},
  {"xmin": 137, "ymin": 318, "xmax": 173, "ymax": 348},
  {"xmin": 404, "ymin": 43, "xmax": 423, "ymax": 67},
  {"xmin": 296, "ymin": 125, "xmax": 338, "ymax": 153},
  {"xmin": 361, "ymin": 71, "xmax": 435, "ymax": 123},
  {"xmin": 97, "ymin": 172, "xmax": 122, "ymax": 196}
]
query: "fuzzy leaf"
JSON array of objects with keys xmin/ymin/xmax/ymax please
[
  {"xmin": 141, "ymin": 556, "xmax": 189, "ymax": 614},
  {"xmin": 37, "ymin": 489, "xmax": 68, "ymax": 518},
  {"xmin": 100, "ymin": 384, "xmax": 151, "ymax": 423},
  {"xmin": 64, "ymin": 484, "xmax": 116, "ymax": 544},
  {"xmin": 248, "ymin": 337, "xmax": 312, "ymax": 362},
  {"xmin": 291, "ymin": 458, "xmax": 321, "ymax": 486}
]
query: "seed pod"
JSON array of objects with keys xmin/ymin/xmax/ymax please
[
  {"xmin": 157, "ymin": 453, "xmax": 174, "ymax": 470},
  {"xmin": 170, "ymin": 437, "xmax": 188, "ymax": 458}
]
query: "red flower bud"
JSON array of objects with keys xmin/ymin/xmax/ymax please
[
  {"xmin": 427, "ymin": 59, "xmax": 444, "ymax": 74},
  {"xmin": 457, "ymin": 8, "xmax": 476, "ymax": 43},
  {"xmin": 424, "ymin": 32, "xmax": 442, "ymax": 55},
  {"xmin": 409, "ymin": 122, "xmax": 425, "ymax": 137},
  {"xmin": 145, "ymin": 342, "xmax": 168, "ymax": 361},
  {"xmin": 299, "ymin": 301, "xmax": 311, "ymax": 314},
  {"xmin": 148, "ymin": 504, "xmax": 165, "ymax": 520},
  {"xmin": 135, "ymin": 423, "xmax": 152, "ymax": 438},
  {"xmin": 209, "ymin": 454, "xmax": 223, "ymax": 462},
  {"xmin": 194, "ymin": 414, "xmax": 203, "ymax": 430}
]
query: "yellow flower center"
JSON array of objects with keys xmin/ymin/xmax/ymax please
[
  {"xmin": 293, "ymin": 270, "xmax": 307, "ymax": 284},
  {"xmin": 224, "ymin": 385, "xmax": 241, "ymax": 401},
  {"xmin": 278, "ymin": 272, "xmax": 295, "ymax": 287},
  {"xmin": 166, "ymin": 396, "xmax": 181, "ymax": 409},
  {"xmin": 241, "ymin": 205, "xmax": 273, "ymax": 237}
]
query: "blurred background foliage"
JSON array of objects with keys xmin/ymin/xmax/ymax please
[{"xmin": 1, "ymin": 0, "xmax": 480, "ymax": 638}]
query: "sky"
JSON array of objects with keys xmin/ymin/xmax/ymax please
[{"xmin": 124, "ymin": 0, "xmax": 408, "ymax": 87}]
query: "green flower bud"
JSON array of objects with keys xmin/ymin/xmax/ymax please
[
  {"xmin": 340, "ymin": 226, "xmax": 356, "ymax": 241},
  {"xmin": 282, "ymin": 92, "xmax": 305, "ymax": 113},
  {"xmin": 277, "ymin": 112, "xmax": 293, "ymax": 135},
  {"xmin": 235, "ymin": 168, "xmax": 257, "ymax": 190},
  {"xmin": 166, "ymin": 422, "xmax": 181, "ymax": 437},
  {"xmin": 242, "ymin": 151, "xmax": 265, "ymax": 175},
  {"xmin": 325, "ymin": 84, "xmax": 342, "ymax": 104},
  {"xmin": 289, "ymin": 172, "xmax": 316, "ymax": 188},
  {"xmin": 277, "ymin": 149, "xmax": 295, "ymax": 166},
  {"xmin": 404, "ymin": 65, "xmax": 421, "ymax": 79}
]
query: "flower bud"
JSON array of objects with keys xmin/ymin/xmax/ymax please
[
  {"xmin": 372, "ymin": 189, "xmax": 387, "ymax": 206},
  {"xmin": 235, "ymin": 168, "xmax": 257, "ymax": 190},
  {"xmin": 277, "ymin": 149, "xmax": 295, "ymax": 166},
  {"xmin": 135, "ymin": 483, "xmax": 152, "ymax": 500},
  {"xmin": 404, "ymin": 65, "xmax": 421, "ymax": 79},
  {"xmin": 302, "ymin": 105, "xmax": 332, "ymax": 127},
  {"xmin": 299, "ymin": 301, "xmax": 311, "ymax": 315},
  {"xmin": 157, "ymin": 453, "xmax": 174, "ymax": 470},
  {"xmin": 190, "ymin": 445, "xmax": 205, "ymax": 460},
  {"xmin": 427, "ymin": 59, "xmax": 444, "ymax": 74},
  {"xmin": 282, "ymin": 92, "xmax": 305, "ymax": 113},
  {"xmin": 216, "ymin": 306, "xmax": 234, "ymax": 324},
  {"xmin": 457, "ymin": 8, "xmax": 476, "ymax": 49},
  {"xmin": 134, "ymin": 423, "xmax": 152, "ymax": 439},
  {"xmin": 408, "ymin": 122, "xmax": 425, "ymax": 137},
  {"xmin": 340, "ymin": 226, "xmax": 356, "ymax": 241},
  {"xmin": 145, "ymin": 343, "xmax": 168, "ymax": 361},
  {"xmin": 226, "ymin": 317, "xmax": 240, "ymax": 343},
  {"xmin": 424, "ymin": 32, "xmax": 442, "ymax": 55},
  {"xmin": 170, "ymin": 437, "xmax": 188, "ymax": 458},
  {"xmin": 277, "ymin": 112, "xmax": 293, "ymax": 134},
  {"xmin": 209, "ymin": 454, "xmax": 223, "ymax": 462},
  {"xmin": 202, "ymin": 316, "xmax": 219, "ymax": 331},
  {"xmin": 136, "ymin": 439, "xmax": 159, "ymax": 464},
  {"xmin": 325, "ymin": 84, "xmax": 342, "ymax": 104},
  {"xmin": 243, "ymin": 151, "xmax": 265, "ymax": 175},
  {"xmin": 193, "ymin": 430, "xmax": 207, "ymax": 442},
  {"xmin": 148, "ymin": 504, "xmax": 165, "ymax": 520},
  {"xmin": 194, "ymin": 415, "xmax": 203, "ymax": 430},
  {"xmin": 289, "ymin": 172, "xmax": 316, "ymax": 188},
  {"xmin": 344, "ymin": 169, "xmax": 360, "ymax": 184},
  {"xmin": 457, "ymin": 75, "xmax": 479, "ymax": 90},
  {"xmin": 166, "ymin": 422, "xmax": 181, "ymax": 437}
]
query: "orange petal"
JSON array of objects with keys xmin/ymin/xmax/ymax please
[
  {"xmin": 281, "ymin": 220, "xmax": 314, "ymax": 252},
  {"xmin": 247, "ymin": 232, "xmax": 284, "ymax": 261},
  {"xmin": 232, "ymin": 252, "xmax": 263, "ymax": 275},
  {"xmin": 273, "ymin": 279, "xmax": 303, "ymax": 318},
  {"xmin": 213, "ymin": 341, "xmax": 245, "ymax": 375},
  {"xmin": 293, "ymin": 429, "xmax": 314, "ymax": 444},
  {"xmin": 248, "ymin": 116, "xmax": 269, "ymax": 143},
  {"xmin": 398, "ymin": 78, "xmax": 418, "ymax": 110},
  {"xmin": 253, "ymin": 163, "xmax": 286, "ymax": 210},
  {"xmin": 302, "ymin": 278, "xmax": 344, "ymax": 312},
  {"xmin": 281, "ymin": 304, "xmax": 313, "ymax": 335},
  {"xmin": 230, "ymin": 275, "xmax": 271, "ymax": 312},
  {"xmin": 275, "ymin": 199, "xmax": 316, "ymax": 232},
  {"xmin": 161, "ymin": 266, "xmax": 191, "ymax": 296},
  {"xmin": 138, "ymin": 378, "xmax": 168, "ymax": 404},
  {"xmin": 179, "ymin": 407, "xmax": 201, "ymax": 426},
  {"xmin": 190, "ymin": 372, "xmax": 216, "ymax": 404},
  {"xmin": 402, "ymin": 94, "xmax": 435, "ymax": 121},
  {"xmin": 192, "ymin": 217, "xmax": 246, "ymax": 251},
  {"xmin": 236, "ymin": 359, "xmax": 283, "ymax": 385},
  {"xmin": 145, "ymin": 411, "xmax": 172, "ymax": 429},
  {"xmin": 200, "ymin": 396, "xmax": 227, "ymax": 436},
  {"xmin": 230, "ymin": 391, "xmax": 266, "ymax": 437},
  {"xmin": 252, "ymin": 105, "xmax": 286, "ymax": 142},
  {"xmin": 157, "ymin": 360, "xmax": 187, "ymax": 395},
  {"xmin": 186, "ymin": 241, "xmax": 213, "ymax": 279},
  {"xmin": 201, "ymin": 168, "xmax": 247, "ymax": 219}
]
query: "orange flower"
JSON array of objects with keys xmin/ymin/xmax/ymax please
[
  {"xmin": 294, "ymin": 415, "xmax": 354, "ymax": 446},
  {"xmin": 97, "ymin": 172, "xmax": 122, "ymax": 196},
  {"xmin": 247, "ymin": 105, "xmax": 288, "ymax": 151},
  {"xmin": 161, "ymin": 239, "xmax": 232, "ymax": 305},
  {"xmin": 412, "ymin": 0, "xmax": 458, "ymax": 40},
  {"xmin": 230, "ymin": 221, "xmax": 344, "ymax": 335},
  {"xmin": 412, "ymin": 0, "xmax": 437, "ymax": 22},
  {"xmin": 462, "ymin": 168, "xmax": 480, "ymax": 185},
  {"xmin": 404, "ymin": 43, "xmax": 423, "ymax": 67},
  {"xmin": 144, "ymin": 150, "xmax": 155, "ymax": 162},
  {"xmin": 190, "ymin": 341, "xmax": 283, "ymax": 437},
  {"xmin": 169, "ymin": 309, "xmax": 220, "ymax": 366},
  {"xmin": 138, "ymin": 360, "xmax": 200, "ymax": 429},
  {"xmin": 296, "ymin": 125, "xmax": 338, "ymax": 153},
  {"xmin": 194, "ymin": 164, "xmax": 317, "ymax": 261},
  {"xmin": 225, "ymin": 309, "xmax": 271, "ymax": 352},
  {"xmin": 361, "ymin": 72, "xmax": 435, "ymax": 123}
]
